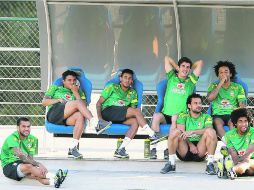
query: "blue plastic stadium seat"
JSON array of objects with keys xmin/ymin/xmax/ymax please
[
  {"xmin": 207, "ymin": 75, "xmax": 248, "ymax": 132},
  {"xmin": 101, "ymin": 70, "xmax": 143, "ymax": 135},
  {"xmin": 45, "ymin": 67, "xmax": 92, "ymax": 134}
]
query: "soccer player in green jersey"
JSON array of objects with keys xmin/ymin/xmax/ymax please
[
  {"xmin": 42, "ymin": 70, "xmax": 105, "ymax": 159},
  {"xmin": 0, "ymin": 117, "xmax": 67, "ymax": 188},
  {"xmin": 225, "ymin": 108, "xmax": 254, "ymax": 176},
  {"xmin": 160, "ymin": 94, "xmax": 217, "ymax": 175},
  {"xmin": 96, "ymin": 69, "xmax": 156, "ymax": 158},
  {"xmin": 150, "ymin": 56, "xmax": 204, "ymax": 159},
  {"xmin": 207, "ymin": 61, "xmax": 246, "ymax": 141}
]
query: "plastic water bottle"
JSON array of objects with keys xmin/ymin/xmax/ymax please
[{"xmin": 144, "ymin": 139, "xmax": 150, "ymax": 158}]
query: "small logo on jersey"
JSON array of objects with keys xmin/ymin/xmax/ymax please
[
  {"xmin": 221, "ymin": 99, "xmax": 229, "ymax": 105},
  {"xmin": 230, "ymin": 91, "xmax": 234, "ymax": 97},
  {"xmin": 238, "ymin": 149, "xmax": 245, "ymax": 156},
  {"xmin": 27, "ymin": 144, "xmax": 32, "ymax": 149},
  {"xmin": 65, "ymin": 94, "xmax": 71, "ymax": 100},
  {"xmin": 177, "ymin": 83, "xmax": 185, "ymax": 89},
  {"xmin": 118, "ymin": 100, "xmax": 125, "ymax": 106}
]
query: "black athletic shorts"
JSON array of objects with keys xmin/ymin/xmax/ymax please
[
  {"xmin": 176, "ymin": 141, "xmax": 206, "ymax": 162},
  {"xmin": 102, "ymin": 106, "xmax": 128, "ymax": 123},
  {"xmin": 47, "ymin": 102, "xmax": 67, "ymax": 125},
  {"xmin": 162, "ymin": 113, "xmax": 172, "ymax": 124},
  {"xmin": 212, "ymin": 114, "xmax": 231, "ymax": 126},
  {"xmin": 3, "ymin": 160, "xmax": 24, "ymax": 181}
]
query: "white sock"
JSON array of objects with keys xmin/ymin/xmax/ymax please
[
  {"xmin": 70, "ymin": 139, "xmax": 79, "ymax": 149},
  {"xmin": 46, "ymin": 172, "xmax": 55, "ymax": 186},
  {"xmin": 169, "ymin": 154, "xmax": 176, "ymax": 165},
  {"xmin": 151, "ymin": 144, "xmax": 157, "ymax": 149},
  {"xmin": 90, "ymin": 117, "xmax": 99, "ymax": 128},
  {"xmin": 221, "ymin": 136, "xmax": 226, "ymax": 144},
  {"xmin": 119, "ymin": 137, "xmax": 131, "ymax": 149},
  {"xmin": 207, "ymin": 155, "xmax": 214, "ymax": 165},
  {"xmin": 143, "ymin": 124, "xmax": 155, "ymax": 137}
]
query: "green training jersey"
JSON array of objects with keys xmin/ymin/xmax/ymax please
[
  {"xmin": 177, "ymin": 112, "xmax": 213, "ymax": 142},
  {"xmin": 225, "ymin": 127, "xmax": 254, "ymax": 159},
  {"xmin": 208, "ymin": 82, "xmax": 246, "ymax": 115},
  {"xmin": 44, "ymin": 84, "xmax": 86, "ymax": 110},
  {"xmin": 101, "ymin": 83, "xmax": 138, "ymax": 110},
  {"xmin": 162, "ymin": 70, "xmax": 198, "ymax": 116},
  {"xmin": 0, "ymin": 131, "xmax": 38, "ymax": 168}
]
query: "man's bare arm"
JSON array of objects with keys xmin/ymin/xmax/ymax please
[
  {"xmin": 12, "ymin": 147, "xmax": 40, "ymax": 166},
  {"xmin": 192, "ymin": 60, "xmax": 204, "ymax": 77},
  {"xmin": 165, "ymin": 56, "xmax": 178, "ymax": 73},
  {"xmin": 96, "ymin": 96, "xmax": 105, "ymax": 120}
]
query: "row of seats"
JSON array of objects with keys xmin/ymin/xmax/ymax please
[{"xmin": 45, "ymin": 67, "xmax": 248, "ymax": 137}]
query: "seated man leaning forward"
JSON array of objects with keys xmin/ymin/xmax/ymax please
[
  {"xmin": 224, "ymin": 108, "xmax": 254, "ymax": 177},
  {"xmin": 150, "ymin": 56, "xmax": 203, "ymax": 159},
  {"xmin": 0, "ymin": 117, "xmax": 67, "ymax": 188},
  {"xmin": 42, "ymin": 70, "xmax": 105, "ymax": 159},
  {"xmin": 160, "ymin": 93, "xmax": 217, "ymax": 175},
  {"xmin": 96, "ymin": 69, "xmax": 157, "ymax": 159},
  {"xmin": 207, "ymin": 61, "xmax": 246, "ymax": 141}
]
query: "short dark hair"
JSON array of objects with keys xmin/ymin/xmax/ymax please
[
  {"xmin": 230, "ymin": 108, "xmax": 252, "ymax": 126},
  {"xmin": 178, "ymin": 57, "xmax": 193, "ymax": 68},
  {"xmin": 62, "ymin": 70, "xmax": 78, "ymax": 80},
  {"xmin": 17, "ymin": 117, "xmax": 30, "ymax": 126},
  {"xmin": 214, "ymin": 61, "xmax": 237, "ymax": 79},
  {"xmin": 120, "ymin": 69, "xmax": 134, "ymax": 77},
  {"xmin": 186, "ymin": 93, "xmax": 202, "ymax": 108}
]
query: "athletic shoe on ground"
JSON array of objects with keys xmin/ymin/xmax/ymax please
[
  {"xmin": 150, "ymin": 148, "xmax": 157, "ymax": 159},
  {"xmin": 54, "ymin": 169, "xmax": 68, "ymax": 188},
  {"xmin": 160, "ymin": 162, "xmax": 176, "ymax": 174},
  {"xmin": 114, "ymin": 148, "xmax": 129, "ymax": 159},
  {"xmin": 164, "ymin": 148, "xmax": 169, "ymax": 160},
  {"xmin": 206, "ymin": 162, "xmax": 216, "ymax": 175},
  {"xmin": 68, "ymin": 146, "xmax": 83, "ymax": 159},
  {"xmin": 96, "ymin": 120, "xmax": 112, "ymax": 135},
  {"xmin": 150, "ymin": 134, "xmax": 168, "ymax": 145}
]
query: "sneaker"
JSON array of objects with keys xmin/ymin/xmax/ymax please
[
  {"xmin": 114, "ymin": 148, "xmax": 129, "ymax": 159},
  {"xmin": 160, "ymin": 162, "xmax": 176, "ymax": 174},
  {"xmin": 96, "ymin": 120, "xmax": 112, "ymax": 135},
  {"xmin": 164, "ymin": 148, "xmax": 169, "ymax": 160},
  {"xmin": 54, "ymin": 169, "xmax": 68, "ymax": 188},
  {"xmin": 206, "ymin": 162, "xmax": 216, "ymax": 175},
  {"xmin": 68, "ymin": 146, "xmax": 83, "ymax": 159},
  {"xmin": 225, "ymin": 156, "xmax": 237, "ymax": 179},
  {"xmin": 150, "ymin": 134, "xmax": 168, "ymax": 145},
  {"xmin": 150, "ymin": 148, "xmax": 157, "ymax": 159}
]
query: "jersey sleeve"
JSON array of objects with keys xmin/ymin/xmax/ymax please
[
  {"xmin": 101, "ymin": 83, "xmax": 114, "ymax": 100},
  {"xmin": 189, "ymin": 72, "xmax": 199, "ymax": 85},
  {"xmin": 44, "ymin": 85, "xmax": 58, "ymax": 98},
  {"xmin": 176, "ymin": 112, "xmax": 187, "ymax": 125},
  {"xmin": 7, "ymin": 135, "xmax": 20, "ymax": 149},
  {"xmin": 204, "ymin": 115, "xmax": 213, "ymax": 127},
  {"xmin": 78, "ymin": 89, "xmax": 86, "ymax": 100},
  {"xmin": 130, "ymin": 90, "xmax": 138, "ymax": 107},
  {"xmin": 250, "ymin": 130, "xmax": 254, "ymax": 145},
  {"xmin": 208, "ymin": 83, "xmax": 217, "ymax": 93},
  {"xmin": 237, "ymin": 84, "xmax": 247, "ymax": 103},
  {"xmin": 166, "ymin": 70, "xmax": 175, "ymax": 80}
]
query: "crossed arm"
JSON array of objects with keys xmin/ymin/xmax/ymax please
[{"xmin": 228, "ymin": 145, "xmax": 254, "ymax": 165}]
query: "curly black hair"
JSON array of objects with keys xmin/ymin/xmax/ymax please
[
  {"xmin": 214, "ymin": 61, "xmax": 237, "ymax": 79},
  {"xmin": 230, "ymin": 108, "xmax": 252, "ymax": 126},
  {"xmin": 186, "ymin": 93, "xmax": 202, "ymax": 109}
]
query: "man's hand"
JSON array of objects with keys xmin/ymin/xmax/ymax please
[
  {"xmin": 70, "ymin": 83, "xmax": 79, "ymax": 93},
  {"xmin": 38, "ymin": 163, "xmax": 48, "ymax": 176},
  {"xmin": 189, "ymin": 143, "xmax": 199, "ymax": 154},
  {"xmin": 180, "ymin": 131, "xmax": 193, "ymax": 140},
  {"xmin": 219, "ymin": 75, "xmax": 228, "ymax": 85},
  {"xmin": 58, "ymin": 99, "xmax": 67, "ymax": 104}
]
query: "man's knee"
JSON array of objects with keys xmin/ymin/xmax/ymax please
[
  {"xmin": 169, "ymin": 129, "xmax": 181, "ymax": 139},
  {"xmin": 213, "ymin": 118, "xmax": 224, "ymax": 128},
  {"xmin": 204, "ymin": 127, "xmax": 217, "ymax": 138}
]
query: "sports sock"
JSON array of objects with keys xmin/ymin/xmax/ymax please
[
  {"xmin": 46, "ymin": 172, "xmax": 55, "ymax": 186},
  {"xmin": 119, "ymin": 137, "xmax": 131, "ymax": 149},
  {"xmin": 207, "ymin": 155, "xmax": 214, "ymax": 165},
  {"xmin": 143, "ymin": 124, "xmax": 155, "ymax": 137},
  {"xmin": 70, "ymin": 139, "xmax": 79, "ymax": 149},
  {"xmin": 90, "ymin": 117, "xmax": 98, "ymax": 128},
  {"xmin": 168, "ymin": 154, "xmax": 176, "ymax": 165}
]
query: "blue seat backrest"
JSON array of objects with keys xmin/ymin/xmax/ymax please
[
  {"xmin": 53, "ymin": 67, "xmax": 92, "ymax": 105},
  {"xmin": 105, "ymin": 70, "xmax": 143, "ymax": 108},
  {"xmin": 207, "ymin": 75, "xmax": 248, "ymax": 115}
]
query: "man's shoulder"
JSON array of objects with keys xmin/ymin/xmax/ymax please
[
  {"xmin": 230, "ymin": 82, "xmax": 243, "ymax": 89},
  {"xmin": 5, "ymin": 131, "xmax": 19, "ymax": 143},
  {"xmin": 27, "ymin": 134, "xmax": 38, "ymax": 141},
  {"xmin": 225, "ymin": 128, "xmax": 237, "ymax": 137}
]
